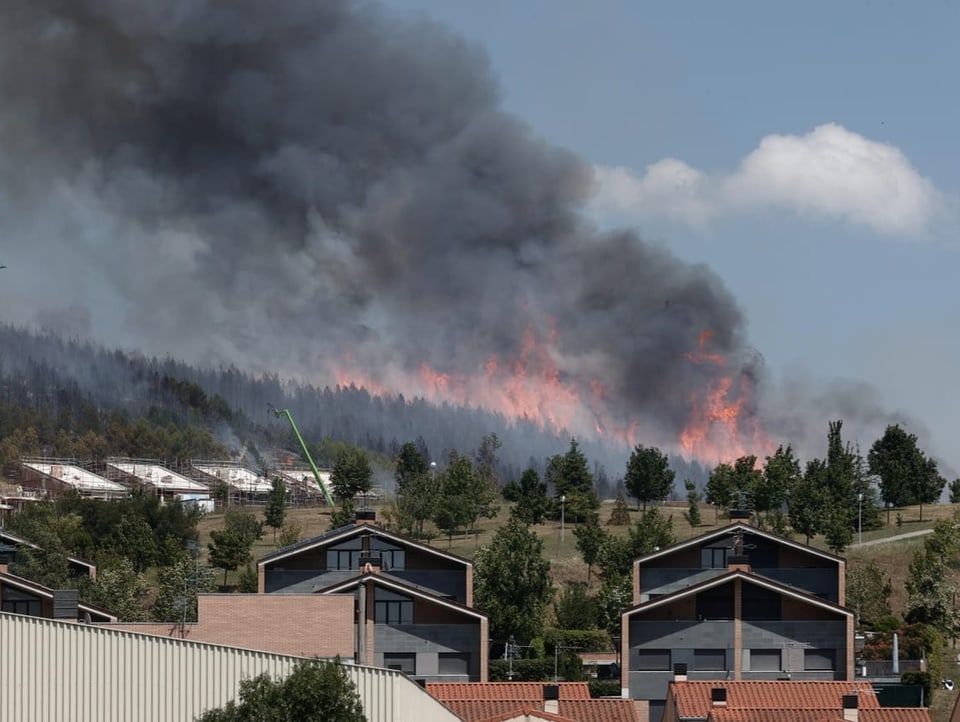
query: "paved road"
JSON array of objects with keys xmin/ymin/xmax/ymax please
[{"xmin": 849, "ymin": 528, "xmax": 934, "ymax": 548}]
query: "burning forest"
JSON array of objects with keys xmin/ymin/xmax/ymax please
[{"xmin": 0, "ymin": 0, "xmax": 912, "ymax": 471}]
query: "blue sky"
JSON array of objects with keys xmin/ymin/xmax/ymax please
[{"xmin": 386, "ymin": 0, "xmax": 960, "ymax": 472}]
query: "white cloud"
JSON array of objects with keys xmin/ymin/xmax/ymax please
[{"xmin": 593, "ymin": 123, "xmax": 949, "ymax": 236}]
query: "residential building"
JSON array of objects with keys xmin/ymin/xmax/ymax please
[
  {"xmin": 257, "ymin": 512, "xmax": 488, "ymax": 681},
  {"xmin": 622, "ymin": 519, "xmax": 855, "ymax": 720},
  {"xmin": 0, "ymin": 558, "xmax": 115, "ymax": 622}
]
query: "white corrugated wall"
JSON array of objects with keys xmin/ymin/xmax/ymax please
[{"xmin": 0, "ymin": 613, "xmax": 461, "ymax": 722}]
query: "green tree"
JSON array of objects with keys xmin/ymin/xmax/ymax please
[
  {"xmin": 474, "ymin": 432, "xmax": 502, "ymax": 489},
  {"xmin": 394, "ymin": 442, "xmax": 428, "ymax": 494},
  {"xmin": 208, "ymin": 530, "xmax": 251, "ymax": 587},
  {"xmin": 822, "ymin": 507, "xmax": 853, "ymax": 554},
  {"xmin": 511, "ymin": 468, "xmax": 549, "ymax": 525},
  {"xmin": 196, "ymin": 658, "xmax": 366, "ymax": 722},
  {"xmin": 627, "ymin": 507, "xmax": 676, "ymax": 558},
  {"xmin": 623, "ymin": 445, "xmax": 675, "ymax": 511},
  {"xmin": 789, "ymin": 459, "xmax": 828, "ymax": 543},
  {"xmin": 846, "ymin": 561, "xmax": 893, "ymax": 629},
  {"xmin": 869, "ymin": 424, "xmax": 938, "ymax": 515},
  {"xmin": 331, "ymin": 445, "xmax": 373, "ymax": 502},
  {"xmin": 950, "ymin": 478, "xmax": 960, "ymax": 504},
  {"xmin": 607, "ymin": 490, "xmax": 631, "ymax": 526},
  {"xmin": 86, "ymin": 557, "xmax": 149, "ymax": 622},
  {"xmin": 756, "ymin": 445, "xmax": 801, "ymax": 525},
  {"xmin": 705, "ymin": 462, "xmax": 736, "ymax": 519},
  {"xmin": 573, "ymin": 513, "xmax": 605, "ymax": 582},
  {"xmin": 433, "ymin": 452, "xmax": 498, "ymax": 541},
  {"xmin": 393, "ymin": 443, "xmax": 437, "ymax": 536},
  {"xmin": 682, "ymin": 479, "xmax": 702, "ymax": 529},
  {"xmin": 545, "ymin": 439, "xmax": 599, "ymax": 522},
  {"xmin": 553, "ymin": 581, "xmax": 598, "ymax": 630},
  {"xmin": 595, "ymin": 573, "xmax": 632, "ymax": 637},
  {"xmin": 152, "ymin": 558, "xmax": 217, "ymax": 623},
  {"xmin": 473, "ymin": 516, "xmax": 554, "ymax": 645},
  {"xmin": 264, "ymin": 478, "xmax": 288, "ymax": 544},
  {"xmin": 904, "ymin": 518, "xmax": 960, "ymax": 639},
  {"xmin": 116, "ymin": 513, "xmax": 158, "ymax": 573}
]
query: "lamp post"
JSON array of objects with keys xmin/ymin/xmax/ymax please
[
  {"xmin": 560, "ymin": 495, "xmax": 566, "ymax": 543},
  {"xmin": 858, "ymin": 492, "xmax": 863, "ymax": 545}
]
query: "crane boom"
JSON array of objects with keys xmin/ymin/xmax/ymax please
[{"xmin": 273, "ymin": 408, "xmax": 335, "ymax": 506}]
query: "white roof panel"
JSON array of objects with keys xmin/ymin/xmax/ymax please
[
  {"xmin": 192, "ymin": 464, "xmax": 273, "ymax": 493},
  {"xmin": 23, "ymin": 462, "xmax": 126, "ymax": 493},
  {"xmin": 108, "ymin": 462, "xmax": 210, "ymax": 492}
]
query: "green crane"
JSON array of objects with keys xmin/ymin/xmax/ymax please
[{"xmin": 272, "ymin": 408, "xmax": 335, "ymax": 506}]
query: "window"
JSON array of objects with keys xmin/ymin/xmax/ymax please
[
  {"xmin": 383, "ymin": 653, "xmax": 416, "ymax": 675},
  {"xmin": 694, "ymin": 649, "xmax": 726, "ymax": 671},
  {"xmin": 741, "ymin": 585, "xmax": 781, "ymax": 620},
  {"xmin": 374, "ymin": 588, "xmax": 413, "ymax": 625},
  {"xmin": 1, "ymin": 585, "xmax": 43, "ymax": 617},
  {"xmin": 750, "ymin": 649, "xmax": 781, "ymax": 672},
  {"xmin": 438, "ymin": 653, "xmax": 470, "ymax": 677},
  {"xmin": 371, "ymin": 539, "xmax": 406, "ymax": 571},
  {"xmin": 804, "ymin": 649, "xmax": 835, "ymax": 671},
  {"xmin": 326, "ymin": 540, "xmax": 363, "ymax": 570},
  {"xmin": 701, "ymin": 547, "xmax": 728, "ymax": 569},
  {"xmin": 635, "ymin": 649, "xmax": 671, "ymax": 671},
  {"xmin": 1, "ymin": 598, "xmax": 42, "ymax": 616},
  {"xmin": 696, "ymin": 586, "xmax": 734, "ymax": 619}
]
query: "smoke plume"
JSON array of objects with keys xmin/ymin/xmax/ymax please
[{"xmin": 0, "ymin": 0, "xmax": 902, "ymax": 464}]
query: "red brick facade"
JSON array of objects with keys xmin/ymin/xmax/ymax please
[{"xmin": 105, "ymin": 594, "xmax": 355, "ymax": 658}]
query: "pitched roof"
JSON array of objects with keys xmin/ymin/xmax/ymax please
[
  {"xmin": 441, "ymin": 699, "xmax": 641, "ymax": 722},
  {"xmin": 0, "ymin": 569, "xmax": 117, "ymax": 621},
  {"xmin": 315, "ymin": 572, "xmax": 487, "ymax": 621},
  {"xmin": 623, "ymin": 569, "xmax": 853, "ymax": 620},
  {"xmin": 0, "ymin": 528, "xmax": 97, "ymax": 573},
  {"xmin": 258, "ymin": 522, "xmax": 472, "ymax": 567},
  {"xmin": 428, "ymin": 682, "xmax": 593, "ymax": 701},
  {"xmin": 707, "ymin": 709, "xmax": 930, "ymax": 722},
  {"xmin": 634, "ymin": 522, "xmax": 843, "ymax": 568},
  {"xmin": 669, "ymin": 681, "xmax": 881, "ymax": 719}
]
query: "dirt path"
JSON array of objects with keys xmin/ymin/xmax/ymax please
[{"xmin": 850, "ymin": 528, "xmax": 934, "ymax": 548}]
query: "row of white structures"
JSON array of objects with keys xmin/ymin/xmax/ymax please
[
  {"xmin": 0, "ymin": 611, "xmax": 459, "ymax": 722},
  {"xmin": 13, "ymin": 459, "xmax": 332, "ymax": 504}
]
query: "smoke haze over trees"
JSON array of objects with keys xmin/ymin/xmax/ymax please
[{"xmin": 0, "ymin": 0, "xmax": 944, "ymax": 477}]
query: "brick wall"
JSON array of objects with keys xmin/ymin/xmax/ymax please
[{"xmin": 104, "ymin": 594, "xmax": 355, "ymax": 659}]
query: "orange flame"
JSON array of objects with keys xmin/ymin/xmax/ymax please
[
  {"xmin": 678, "ymin": 331, "xmax": 773, "ymax": 464},
  {"xmin": 330, "ymin": 324, "xmax": 772, "ymax": 466}
]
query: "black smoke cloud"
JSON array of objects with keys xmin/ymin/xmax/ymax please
[{"xmin": 0, "ymin": 0, "xmax": 765, "ymax": 448}]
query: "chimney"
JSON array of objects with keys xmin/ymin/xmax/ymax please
[
  {"xmin": 842, "ymin": 694, "xmax": 858, "ymax": 722},
  {"xmin": 543, "ymin": 684, "xmax": 560, "ymax": 715},
  {"xmin": 354, "ymin": 510, "xmax": 377, "ymax": 525},
  {"xmin": 52, "ymin": 589, "xmax": 80, "ymax": 620},
  {"xmin": 673, "ymin": 663, "xmax": 688, "ymax": 682},
  {"xmin": 711, "ymin": 688, "xmax": 727, "ymax": 707}
]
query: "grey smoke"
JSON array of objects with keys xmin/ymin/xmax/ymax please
[{"xmin": 0, "ymin": 0, "xmax": 907, "ymax": 459}]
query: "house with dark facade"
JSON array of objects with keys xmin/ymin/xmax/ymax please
[
  {"xmin": 622, "ymin": 519, "xmax": 855, "ymax": 720},
  {"xmin": 256, "ymin": 513, "xmax": 488, "ymax": 682},
  {"xmin": 0, "ymin": 559, "xmax": 115, "ymax": 622}
]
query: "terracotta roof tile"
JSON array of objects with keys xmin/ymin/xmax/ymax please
[
  {"xmin": 670, "ymin": 681, "xmax": 882, "ymax": 718},
  {"xmin": 441, "ymin": 699, "xmax": 641, "ymax": 722},
  {"xmin": 707, "ymin": 709, "xmax": 930, "ymax": 722},
  {"xmin": 427, "ymin": 682, "xmax": 593, "ymax": 701}
]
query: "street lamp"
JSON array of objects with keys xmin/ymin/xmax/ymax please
[
  {"xmin": 560, "ymin": 495, "xmax": 566, "ymax": 543},
  {"xmin": 858, "ymin": 493, "xmax": 863, "ymax": 545}
]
